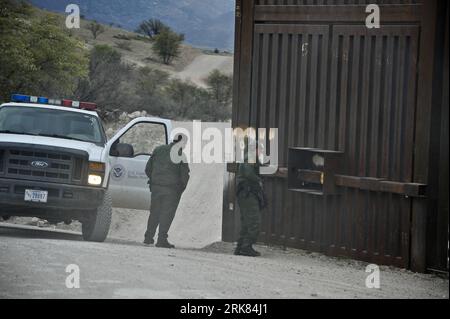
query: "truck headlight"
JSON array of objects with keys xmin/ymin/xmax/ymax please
[
  {"xmin": 88, "ymin": 162, "xmax": 105, "ymax": 186},
  {"xmin": 88, "ymin": 174, "xmax": 103, "ymax": 186}
]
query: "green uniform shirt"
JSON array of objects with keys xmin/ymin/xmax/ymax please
[
  {"xmin": 236, "ymin": 162, "xmax": 262, "ymax": 194},
  {"xmin": 145, "ymin": 142, "xmax": 190, "ymax": 192}
]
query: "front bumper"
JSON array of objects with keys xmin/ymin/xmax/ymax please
[{"xmin": 0, "ymin": 177, "xmax": 105, "ymax": 211}]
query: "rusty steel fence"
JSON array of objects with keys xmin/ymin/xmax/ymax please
[{"xmin": 223, "ymin": 0, "xmax": 449, "ymax": 273}]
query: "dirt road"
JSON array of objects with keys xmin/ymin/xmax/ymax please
[
  {"xmin": 173, "ymin": 54, "xmax": 233, "ymax": 87},
  {"xmin": 0, "ymin": 223, "xmax": 447, "ymax": 299},
  {"xmin": 108, "ymin": 163, "xmax": 224, "ymax": 248}
]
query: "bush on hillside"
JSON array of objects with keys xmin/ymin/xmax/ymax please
[
  {"xmin": 0, "ymin": 1, "xmax": 88, "ymax": 102},
  {"xmin": 152, "ymin": 29, "xmax": 184, "ymax": 65},
  {"xmin": 135, "ymin": 18, "xmax": 170, "ymax": 39}
]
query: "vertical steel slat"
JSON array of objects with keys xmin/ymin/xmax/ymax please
[
  {"xmin": 268, "ymin": 33, "xmax": 280, "ymax": 242},
  {"xmin": 298, "ymin": 34, "xmax": 309, "ymax": 146},
  {"xmin": 381, "ymin": 36, "xmax": 395, "ymax": 179},
  {"xmin": 308, "ymin": 34, "xmax": 319, "ymax": 147},
  {"xmin": 259, "ymin": 32, "xmax": 270, "ymax": 243}
]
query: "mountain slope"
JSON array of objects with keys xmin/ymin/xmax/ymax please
[
  {"xmin": 29, "ymin": 0, "xmax": 236, "ymax": 50},
  {"xmin": 30, "ymin": 5, "xmax": 233, "ymax": 84}
]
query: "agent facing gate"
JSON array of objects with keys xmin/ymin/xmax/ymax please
[{"xmin": 144, "ymin": 134, "xmax": 190, "ymax": 248}]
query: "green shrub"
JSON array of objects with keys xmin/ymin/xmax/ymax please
[{"xmin": 152, "ymin": 30, "xmax": 184, "ymax": 65}]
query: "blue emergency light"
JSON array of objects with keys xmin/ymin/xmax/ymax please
[
  {"xmin": 10, "ymin": 94, "xmax": 97, "ymax": 111},
  {"xmin": 38, "ymin": 97, "xmax": 49, "ymax": 104},
  {"xmin": 11, "ymin": 94, "xmax": 31, "ymax": 103}
]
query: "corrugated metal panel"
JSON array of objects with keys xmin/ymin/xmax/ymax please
[
  {"xmin": 228, "ymin": 0, "xmax": 448, "ymax": 272},
  {"xmin": 248, "ymin": 23, "xmax": 419, "ymax": 267}
]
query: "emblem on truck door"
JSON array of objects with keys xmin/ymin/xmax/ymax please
[
  {"xmin": 111, "ymin": 164, "xmax": 126, "ymax": 181},
  {"xmin": 31, "ymin": 161, "xmax": 49, "ymax": 168}
]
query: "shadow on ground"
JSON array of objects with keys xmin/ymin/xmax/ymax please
[
  {"xmin": 0, "ymin": 223, "xmax": 227, "ymax": 253},
  {"xmin": 0, "ymin": 223, "xmax": 83, "ymax": 241}
]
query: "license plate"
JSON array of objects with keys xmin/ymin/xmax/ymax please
[{"xmin": 24, "ymin": 189, "xmax": 48, "ymax": 203}]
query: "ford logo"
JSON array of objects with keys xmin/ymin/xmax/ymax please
[{"xmin": 31, "ymin": 161, "xmax": 49, "ymax": 168}]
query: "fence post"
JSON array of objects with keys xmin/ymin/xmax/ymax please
[
  {"xmin": 410, "ymin": 199, "xmax": 427, "ymax": 272},
  {"xmin": 411, "ymin": 0, "xmax": 438, "ymax": 273}
]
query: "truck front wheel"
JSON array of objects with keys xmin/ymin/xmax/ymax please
[{"xmin": 82, "ymin": 191, "xmax": 112, "ymax": 242}]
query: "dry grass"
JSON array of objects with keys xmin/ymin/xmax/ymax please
[{"xmin": 34, "ymin": 8, "xmax": 203, "ymax": 74}]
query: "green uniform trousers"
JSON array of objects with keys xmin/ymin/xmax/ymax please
[
  {"xmin": 237, "ymin": 193, "xmax": 261, "ymax": 247},
  {"xmin": 145, "ymin": 185, "xmax": 182, "ymax": 241}
]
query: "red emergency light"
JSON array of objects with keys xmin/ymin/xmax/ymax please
[
  {"xmin": 11, "ymin": 94, "xmax": 97, "ymax": 111},
  {"xmin": 79, "ymin": 102, "xmax": 97, "ymax": 111},
  {"xmin": 62, "ymin": 99, "xmax": 97, "ymax": 110}
]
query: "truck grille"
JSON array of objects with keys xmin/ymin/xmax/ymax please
[{"xmin": 2, "ymin": 148, "xmax": 87, "ymax": 185}]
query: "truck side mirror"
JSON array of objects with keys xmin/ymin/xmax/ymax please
[{"xmin": 110, "ymin": 142, "xmax": 134, "ymax": 158}]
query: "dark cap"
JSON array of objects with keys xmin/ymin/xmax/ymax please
[{"xmin": 173, "ymin": 133, "xmax": 188, "ymax": 143}]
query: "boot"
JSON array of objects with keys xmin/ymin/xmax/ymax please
[
  {"xmin": 236, "ymin": 244, "xmax": 261, "ymax": 257},
  {"xmin": 143, "ymin": 238, "xmax": 154, "ymax": 246},
  {"xmin": 234, "ymin": 239, "xmax": 243, "ymax": 255},
  {"xmin": 249, "ymin": 246, "xmax": 261, "ymax": 257},
  {"xmin": 156, "ymin": 239, "xmax": 175, "ymax": 249}
]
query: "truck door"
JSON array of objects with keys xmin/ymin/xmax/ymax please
[{"xmin": 106, "ymin": 117, "xmax": 172, "ymax": 210}]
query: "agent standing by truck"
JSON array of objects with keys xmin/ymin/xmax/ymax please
[{"xmin": 144, "ymin": 134, "xmax": 190, "ymax": 248}]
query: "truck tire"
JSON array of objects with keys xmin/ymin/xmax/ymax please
[{"xmin": 82, "ymin": 191, "xmax": 112, "ymax": 242}]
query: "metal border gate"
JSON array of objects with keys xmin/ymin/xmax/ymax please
[{"xmin": 223, "ymin": 0, "xmax": 449, "ymax": 273}]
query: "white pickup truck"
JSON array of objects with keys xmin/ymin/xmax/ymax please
[{"xmin": 0, "ymin": 94, "xmax": 172, "ymax": 242}]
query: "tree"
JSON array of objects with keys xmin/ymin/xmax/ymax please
[
  {"xmin": 165, "ymin": 79, "xmax": 216, "ymax": 120},
  {"xmin": 164, "ymin": 79, "xmax": 195, "ymax": 118},
  {"xmin": 75, "ymin": 45, "xmax": 131, "ymax": 114},
  {"xmin": 206, "ymin": 70, "xmax": 233, "ymax": 106},
  {"xmin": 135, "ymin": 18, "xmax": 169, "ymax": 39},
  {"xmin": 87, "ymin": 21, "xmax": 105, "ymax": 39},
  {"xmin": 137, "ymin": 67, "xmax": 169, "ymax": 95},
  {"xmin": 135, "ymin": 67, "xmax": 170, "ymax": 116},
  {"xmin": 205, "ymin": 69, "xmax": 233, "ymax": 121},
  {"xmin": 153, "ymin": 30, "xmax": 184, "ymax": 65},
  {"xmin": 0, "ymin": 3, "xmax": 88, "ymax": 102}
]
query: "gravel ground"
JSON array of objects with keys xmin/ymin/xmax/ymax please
[
  {"xmin": 107, "ymin": 162, "xmax": 223, "ymax": 248},
  {"xmin": 0, "ymin": 224, "xmax": 447, "ymax": 299}
]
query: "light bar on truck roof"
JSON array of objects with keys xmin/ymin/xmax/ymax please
[{"xmin": 10, "ymin": 94, "xmax": 97, "ymax": 111}]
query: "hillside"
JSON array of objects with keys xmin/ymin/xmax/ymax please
[
  {"xmin": 32, "ymin": 7, "xmax": 233, "ymax": 79},
  {"xmin": 35, "ymin": 6, "xmax": 233, "ymax": 78},
  {"xmin": 68, "ymin": 18, "xmax": 203, "ymax": 74},
  {"xmin": 29, "ymin": 0, "xmax": 236, "ymax": 51},
  {"xmin": 1, "ymin": 3, "xmax": 233, "ymax": 121}
]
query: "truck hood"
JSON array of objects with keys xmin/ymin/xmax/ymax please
[{"xmin": 0, "ymin": 134, "xmax": 106, "ymax": 162}]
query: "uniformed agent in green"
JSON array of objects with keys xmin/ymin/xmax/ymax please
[
  {"xmin": 235, "ymin": 136, "xmax": 267, "ymax": 257},
  {"xmin": 144, "ymin": 134, "xmax": 190, "ymax": 248}
]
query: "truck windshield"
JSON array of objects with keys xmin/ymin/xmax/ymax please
[{"xmin": 0, "ymin": 106, "xmax": 106, "ymax": 144}]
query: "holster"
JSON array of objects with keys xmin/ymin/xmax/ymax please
[{"xmin": 254, "ymin": 189, "xmax": 268, "ymax": 210}]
